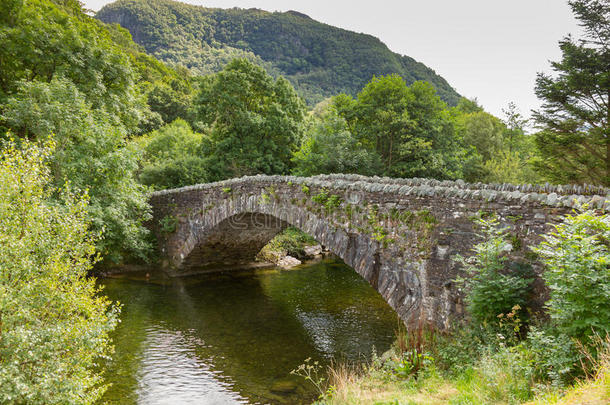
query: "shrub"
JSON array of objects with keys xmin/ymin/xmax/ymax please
[
  {"xmin": 455, "ymin": 217, "xmax": 534, "ymax": 327},
  {"xmin": 159, "ymin": 215, "xmax": 178, "ymax": 234},
  {"xmin": 312, "ymin": 189, "xmax": 330, "ymax": 204},
  {"xmin": 526, "ymin": 208, "xmax": 610, "ymax": 387},
  {"xmin": 0, "ymin": 139, "xmax": 119, "ymax": 404},
  {"xmin": 533, "ymin": 208, "xmax": 610, "ymax": 342},
  {"xmin": 258, "ymin": 227, "xmax": 317, "ymax": 260},
  {"xmin": 527, "ymin": 326, "xmax": 579, "ymax": 387}
]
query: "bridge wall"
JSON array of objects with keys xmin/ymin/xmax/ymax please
[{"xmin": 148, "ymin": 174, "xmax": 607, "ymax": 327}]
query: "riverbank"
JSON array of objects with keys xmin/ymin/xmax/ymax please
[
  {"xmin": 320, "ymin": 361, "xmax": 609, "ymax": 405},
  {"xmin": 304, "ymin": 331, "xmax": 610, "ymax": 405}
]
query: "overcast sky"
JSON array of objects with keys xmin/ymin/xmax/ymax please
[{"xmin": 83, "ymin": 0, "xmax": 581, "ymax": 120}]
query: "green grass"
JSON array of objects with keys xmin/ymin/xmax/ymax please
[{"xmin": 308, "ymin": 334, "xmax": 610, "ymax": 405}]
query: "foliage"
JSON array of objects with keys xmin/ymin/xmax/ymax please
[
  {"xmin": 101, "ymin": 21, "xmax": 196, "ymax": 129},
  {"xmin": 2, "ymin": 78, "xmax": 152, "ymax": 264},
  {"xmin": 545, "ymin": 335, "xmax": 610, "ymax": 404},
  {"xmin": 454, "ymin": 99, "xmax": 540, "ymax": 184},
  {"xmin": 320, "ymin": 337, "xmax": 610, "ymax": 405},
  {"xmin": 0, "ymin": 0, "xmax": 198, "ymax": 262},
  {"xmin": 455, "ymin": 217, "xmax": 534, "ymax": 327},
  {"xmin": 136, "ymin": 119, "xmax": 209, "ymax": 190},
  {"xmin": 335, "ymin": 77, "xmax": 465, "ymax": 179},
  {"xmin": 483, "ymin": 148, "xmax": 541, "ymax": 185},
  {"xmin": 159, "ymin": 215, "xmax": 178, "ymax": 234},
  {"xmin": 532, "ymin": 0, "xmax": 610, "ymax": 186},
  {"xmin": 292, "ymin": 109, "xmax": 382, "ymax": 176},
  {"xmin": 196, "ymin": 58, "xmax": 306, "ymax": 180},
  {"xmin": 96, "ymin": 0, "xmax": 461, "ymax": 106},
  {"xmin": 259, "ymin": 227, "xmax": 318, "ymax": 260},
  {"xmin": 291, "ymin": 358, "xmax": 327, "ymax": 399},
  {"xmin": 0, "ymin": 139, "xmax": 119, "ymax": 404},
  {"xmin": 0, "ymin": 0, "xmax": 145, "ymax": 131},
  {"xmin": 390, "ymin": 323, "xmax": 436, "ymax": 379},
  {"xmin": 533, "ymin": 208, "xmax": 610, "ymax": 342},
  {"xmin": 527, "ymin": 326, "xmax": 580, "ymax": 386},
  {"xmin": 312, "ymin": 190, "xmax": 330, "ymax": 205},
  {"xmin": 146, "ymin": 76, "xmax": 196, "ymax": 125},
  {"xmin": 453, "ymin": 344, "xmax": 535, "ymax": 404},
  {"xmin": 459, "ymin": 111, "xmax": 506, "ymax": 162},
  {"xmin": 502, "ymin": 101, "xmax": 529, "ymax": 154}
]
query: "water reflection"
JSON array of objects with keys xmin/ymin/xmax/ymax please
[
  {"xmin": 136, "ymin": 326, "xmax": 247, "ymax": 405},
  {"xmin": 100, "ymin": 259, "xmax": 399, "ymax": 404}
]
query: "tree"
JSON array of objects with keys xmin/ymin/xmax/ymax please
[
  {"xmin": 2, "ymin": 78, "xmax": 152, "ymax": 263},
  {"xmin": 196, "ymin": 58, "xmax": 306, "ymax": 180},
  {"xmin": 459, "ymin": 111, "xmax": 505, "ymax": 162},
  {"xmin": 0, "ymin": 0, "xmax": 142, "ymax": 131},
  {"xmin": 136, "ymin": 119, "xmax": 209, "ymax": 189},
  {"xmin": 337, "ymin": 76, "xmax": 464, "ymax": 179},
  {"xmin": 502, "ymin": 102, "xmax": 528, "ymax": 154},
  {"xmin": 292, "ymin": 110, "xmax": 382, "ymax": 176},
  {"xmin": 350, "ymin": 75, "xmax": 411, "ymax": 173},
  {"xmin": 532, "ymin": 0, "xmax": 609, "ymax": 186},
  {"xmin": 0, "ymin": 139, "xmax": 119, "ymax": 404},
  {"xmin": 456, "ymin": 97, "xmax": 484, "ymax": 114}
]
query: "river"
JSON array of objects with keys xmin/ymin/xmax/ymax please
[{"xmin": 100, "ymin": 258, "xmax": 399, "ymax": 404}]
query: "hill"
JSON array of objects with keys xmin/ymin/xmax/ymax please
[{"xmin": 96, "ymin": 0, "xmax": 461, "ymax": 105}]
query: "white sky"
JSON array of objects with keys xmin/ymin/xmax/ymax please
[{"xmin": 83, "ymin": 0, "xmax": 582, "ymax": 120}]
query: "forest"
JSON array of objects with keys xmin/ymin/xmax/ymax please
[{"xmin": 0, "ymin": 0, "xmax": 608, "ymax": 403}]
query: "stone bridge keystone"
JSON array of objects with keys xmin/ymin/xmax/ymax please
[{"xmin": 148, "ymin": 174, "xmax": 608, "ymax": 327}]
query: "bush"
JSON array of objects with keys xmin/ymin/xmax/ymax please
[
  {"xmin": 534, "ymin": 208, "xmax": 610, "ymax": 342},
  {"xmin": 136, "ymin": 119, "xmax": 209, "ymax": 190},
  {"xmin": 258, "ymin": 227, "xmax": 318, "ymax": 260},
  {"xmin": 527, "ymin": 326, "xmax": 579, "ymax": 387},
  {"xmin": 0, "ymin": 139, "xmax": 119, "ymax": 404},
  {"xmin": 455, "ymin": 217, "xmax": 534, "ymax": 327},
  {"xmin": 526, "ymin": 208, "xmax": 610, "ymax": 387}
]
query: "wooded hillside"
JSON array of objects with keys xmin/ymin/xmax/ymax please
[{"xmin": 96, "ymin": 0, "xmax": 461, "ymax": 105}]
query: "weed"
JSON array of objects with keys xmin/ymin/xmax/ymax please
[{"xmin": 159, "ymin": 215, "xmax": 178, "ymax": 234}]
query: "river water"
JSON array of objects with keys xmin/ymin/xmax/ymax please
[{"xmin": 100, "ymin": 259, "xmax": 399, "ymax": 404}]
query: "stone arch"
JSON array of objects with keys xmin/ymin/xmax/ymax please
[{"xmin": 173, "ymin": 198, "xmax": 382, "ymax": 285}]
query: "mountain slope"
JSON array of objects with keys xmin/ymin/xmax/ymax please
[{"xmin": 96, "ymin": 0, "xmax": 461, "ymax": 105}]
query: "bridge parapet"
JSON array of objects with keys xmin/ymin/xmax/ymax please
[
  {"xmin": 149, "ymin": 175, "xmax": 607, "ymax": 327},
  {"xmin": 152, "ymin": 174, "xmax": 609, "ymax": 209}
]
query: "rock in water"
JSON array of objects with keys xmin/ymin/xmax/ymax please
[
  {"xmin": 270, "ymin": 378, "xmax": 298, "ymax": 394},
  {"xmin": 277, "ymin": 255, "xmax": 301, "ymax": 269},
  {"xmin": 303, "ymin": 244, "xmax": 323, "ymax": 257}
]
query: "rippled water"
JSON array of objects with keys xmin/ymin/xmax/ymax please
[{"xmin": 100, "ymin": 259, "xmax": 399, "ymax": 404}]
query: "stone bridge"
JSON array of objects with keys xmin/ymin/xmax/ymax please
[{"xmin": 148, "ymin": 174, "xmax": 608, "ymax": 327}]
